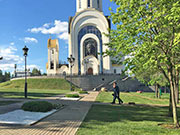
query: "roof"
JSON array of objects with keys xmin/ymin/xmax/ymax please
[
  {"xmin": 112, "ymin": 64, "xmax": 122, "ymax": 67},
  {"xmin": 47, "ymin": 38, "xmax": 59, "ymax": 49}
]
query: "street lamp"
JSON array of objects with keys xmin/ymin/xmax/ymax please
[
  {"xmin": 67, "ymin": 54, "xmax": 75, "ymax": 91},
  {"xmin": 14, "ymin": 64, "xmax": 17, "ymax": 78},
  {"xmin": 22, "ymin": 46, "xmax": 29, "ymax": 98}
]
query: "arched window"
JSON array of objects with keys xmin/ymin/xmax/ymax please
[
  {"xmin": 78, "ymin": 26, "xmax": 103, "ymax": 74},
  {"xmin": 97, "ymin": 0, "xmax": 99, "ymax": 8},
  {"xmin": 88, "ymin": 0, "xmax": 90, "ymax": 7},
  {"xmin": 79, "ymin": 0, "xmax": 81, "ymax": 8}
]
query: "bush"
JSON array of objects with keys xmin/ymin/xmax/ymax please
[
  {"xmin": 79, "ymin": 91, "xmax": 88, "ymax": 94},
  {"xmin": 21, "ymin": 101, "xmax": 53, "ymax": 112},
  {"xmin": 65, "ymin": 94, "xmax": 79, "ymax": 98}
]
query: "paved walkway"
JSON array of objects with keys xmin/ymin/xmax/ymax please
[{"xmin": 0, "ymin": 91, "xmax": 99, "ymax": 135}]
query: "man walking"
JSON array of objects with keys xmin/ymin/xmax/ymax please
[{"xmin": 111, "ymin": 82, "xmax": 123, "ymax": 104}]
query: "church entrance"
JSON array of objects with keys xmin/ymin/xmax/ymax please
[{"xmin": 87, "ymin": 68, "xmax": 93, "ymax": 75}]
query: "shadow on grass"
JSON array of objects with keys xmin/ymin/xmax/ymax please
[
  {"xmin": 84, "ymin": 104, "xmax": 175, "ymax": 123},
  {"xmin": 0, "ymin": 92, "xmax": 63, "ymax": 99}
]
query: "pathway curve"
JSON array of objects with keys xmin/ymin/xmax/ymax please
[{"xmin": 0, "ymin": 91, "xmax": 99, "ymax": 135}]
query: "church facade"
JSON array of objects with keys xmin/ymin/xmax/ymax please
[{"xmin": 47, "ymin": 0, "xmax": 124, "ymax": 75}]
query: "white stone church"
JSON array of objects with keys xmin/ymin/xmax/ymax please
[{"xmin": 46, "ymin": 0, "xmax": 124, "ymax": 76}]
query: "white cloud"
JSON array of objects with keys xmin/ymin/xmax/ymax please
[
  {"xmin": 0, "ymin": 44, "xmax": 43, "ymax": 73},
  {"xmin": 57, "ymin": 32, "xmax": 68, "ymax": 41},
  {"xmin": 0, "ymin": 64, "xmax": 15, "ymax": 71},
  {"xmin": 10, "ymin": 42, "xmax": 15, "ymax": 46},
  {"xmin": 0, "ymin": 46, "xmax": 23, "ymax": 71},
  {"xmin": 23, "ymin": 37, "xmax": 38, "ymax": 43},
  {"xmin": 28, "ymin": 20, "xmax": 68, "ymax": 42}
]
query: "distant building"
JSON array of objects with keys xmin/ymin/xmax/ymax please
[
  {"xmin": 46, "ymin": 39, "xmax": 69, "ymax": 75},
  {"xmin": 14, "ymin": 70, "xmax": 31, "ymax": 78}
]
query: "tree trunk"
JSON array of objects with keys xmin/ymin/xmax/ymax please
[
  {"xmin": 169, "ymin": 91, "xmax": 173, "ymax": 117},
  {"xmin": 175, "ymin": 70, "xmax": 179, "ymax": 104},
  {"xmin": 169, "ymin": 71, "xmax": 179, "ymax": 127},
  {"xmin": 164, "ymin": 86, "xmax": 166, "ymax": 93},
  {"xmin": 155, "ymin": 84, "xmax": 158, "ymax": 98},
  {"xmin": 175, "ymin": 84, "xmax": 179, "ymax": 104}
]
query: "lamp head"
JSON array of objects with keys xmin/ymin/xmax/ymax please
[
  {"xmin": 67, "ymin": 55, "xmax": 75, "ymax": 63},
  {"xmin": 23, "ymin": 46, "xmax": 29, "ymax": 56}
]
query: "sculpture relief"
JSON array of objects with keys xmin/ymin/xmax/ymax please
[{"xmin": 84, "ymin": 38, "xmax": 97, "ymax": 58}]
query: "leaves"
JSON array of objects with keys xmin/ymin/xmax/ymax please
[{"xmin": 106, "ymin": 0, "xmax": 180, "ymax": 85}]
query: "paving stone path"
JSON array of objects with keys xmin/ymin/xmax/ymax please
[{"xmin": 0, "ymin": 91, "xmax": 99, "ymax": 135}]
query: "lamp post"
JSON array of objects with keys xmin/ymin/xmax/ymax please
[
  {"xmin": 67, "ymin": 55, "xmax": 75, "ymax": 91},
  {"xmin": 22, "ymin": 46, "xmax": 29, "ymax": 98},
  {"xmin": 14, "ymin": 64, "xmax": 17, "ymax": 78}
]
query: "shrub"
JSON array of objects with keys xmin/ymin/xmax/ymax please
[
  {"xmin": 79, "ymin": 91, "xmax": 88, "ymax": 94},
  {"xmin": 21, "ymin": 101, "xmax": 53, "ymax": 112},
  {"xmin": 65, "ymin": 94, "xmax": 79, "ymax": 98},
  {"xmin": 71, "ymin": 85, "xmax": 75, "ymax": 91}
]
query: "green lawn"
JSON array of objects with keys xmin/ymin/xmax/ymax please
[
  {"xmin": 77, "ymin": 92, "xmax": 180, "ymax": 135},
  {"xmin": 0, "ymin": 78, "xmax": 71, "ymax": 90},
  {"xmin": 96, "ymin": 92, "xmax": 170, "ymax": 105},
  {"xmin": 77, "ymin": 105, "xmax": 180, "ymax": 135},
  {"xmin": 0, "ymin": 78, "xmax": 74, "ymax": 99},
  {"xmin": 0, "ymin": 88, "xmax": 70, "ymax": 99}
]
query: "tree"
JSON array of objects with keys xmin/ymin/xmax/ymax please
[
  {"xmin": 107, "ymin": 0, "xmax": 180, "ymax": 127},
  {"xmin": 0, "ymin": 70, "xmax": 3, "ymax": 82},
  {"xmin": 0, "ymin": 70, "xmax": 11, "ymax": 83},
  {"xmin": 31, "ymin": 68, "xmax": 41, "ymax": 76}
]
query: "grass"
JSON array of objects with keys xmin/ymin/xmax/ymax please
[
  {"xmin": 77, "ymin": 92, "xmax": 180, "ymax": 135},
  {"xmin": 79, "ymin": 91, "xmax": 89, "ymax": 94},
  {"xmin": 96, "ymin": 92, "xmax": 170, "ymax": 105},
  {"xmin": 0, "ymin": 88, "xmax": 70, "ymax": 99},
  {"xmin": 77, "ymin": 105, "xmax": 180, "ymax": 135},
  {"xmin": 0, "ymin": 101, "xmax": 21, "ymax": 106},
  {"xmin": 0, "ymin": 78, "xmax": 79, "ymax": 99},
  {"xmin": 0, "ymin": 78, "xmax": 76, "ymax": 99},
  {"xmin": 0, "ymin": 78, "xmax": 72, "ymax": 90},
  {"xmin": 65, "ymin": 94, "xmax": 80, "ymax": 98}
]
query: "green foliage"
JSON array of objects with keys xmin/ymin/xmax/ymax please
[
  {"xmin": 65, "ymin": 94, "xmax": 80, "ymax": 98},
  {"xmin": 71, "ymin": 85, "xmax": 75, "ymax": 91},
  {"xmin": 107, "ymin": 0, "xmax": 180, "ymax": 126},
  {"xmin": 0, "ymin": 70, "xmax": 11, "ymax": 83},
  {"xmin": 79, "ymin": 91, "xmax": 88, "ymax": 94},
  {"xmin": 31, "ymin": 68, "xmax": 41, "ymax": 76},
  {"xmin": 21, "ymin": 101, "xmax": 53, "ymax": 112},
  {"xmin": 107, "ymin": 0, "xmax": 180, "ymax": 84}
]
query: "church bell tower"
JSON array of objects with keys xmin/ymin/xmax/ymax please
[{"xmin": 76, "ymin": 0, "xmax": 102, "ymax": 12}]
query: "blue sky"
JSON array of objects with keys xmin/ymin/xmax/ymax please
[{"xmin": 0, "ymin": 0, "xmax": 116, "ymax": 74}]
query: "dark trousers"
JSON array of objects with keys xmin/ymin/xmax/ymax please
[{"xmin": 112, "ymin": 95, "xmax": 123, "ymax": 104}]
